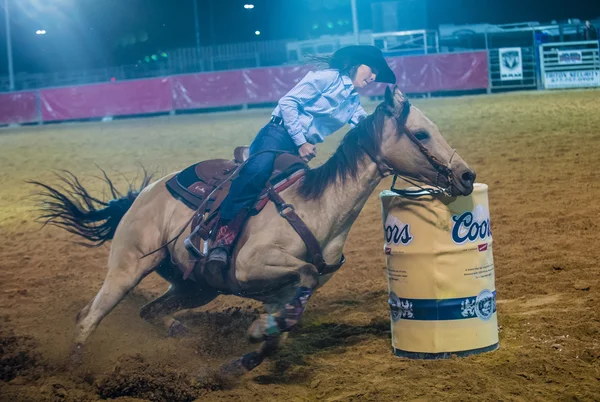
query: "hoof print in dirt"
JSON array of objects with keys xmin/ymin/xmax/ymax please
[{"xmin": 0, "ymin": 330, "xmax": 46, "ymax": 382}]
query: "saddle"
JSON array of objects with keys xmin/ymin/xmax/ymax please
[
  {"xmin": 165, "ymin": 146, "xmax": 306, "ymax": 214},
  {"xmin": 165, "ymin": 146, "xmax": 346, "ymax": 291}
]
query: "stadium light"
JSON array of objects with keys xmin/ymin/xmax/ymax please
[
  {"xmin": 255, "ymin": 30, "xmax": 260, "ymax": 35},
  {"xmin": 244, "ymin": 4, "xmax": 254, "ymax": 9},
  {"xmin": 36, "ymin": 29, "xmax": 47, "ymax": 35}
]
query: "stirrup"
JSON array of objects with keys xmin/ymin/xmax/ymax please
[
  {"xmin": 184, "ymin": 239, "xmax": 202, "ymax": 258},
  {"xmin": 184, "ymin": 226, "xmax": 204, "ymax": 258}
]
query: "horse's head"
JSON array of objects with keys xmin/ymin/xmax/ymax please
[{"xmin": 376, "ymin": 86, "xmax": 475, "ymax": 197}]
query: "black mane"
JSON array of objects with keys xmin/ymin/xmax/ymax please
[{"xmin": 298, "ymin": 105, "xmax": 387, "ymax": 200}]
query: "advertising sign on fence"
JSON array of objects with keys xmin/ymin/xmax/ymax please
[
  {"xmin": 558, "ymin": 50, "xmax": 583, "ymax": 64},
  {"xmin": 499, "ymin": 47, "xmax": 523, "ymax": 81},
  {"xmin": 543, "ymin": 70, "xmax": 600, "ymax": 89}
]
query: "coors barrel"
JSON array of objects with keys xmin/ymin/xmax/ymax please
[{"xmin": 379, "ymin": 183, "xmax": 499, "ymax": 359}]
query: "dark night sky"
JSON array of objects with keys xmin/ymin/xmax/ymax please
[{"xmin": 0, "ymin": 0, "xmax": 599, "ymax": 75}]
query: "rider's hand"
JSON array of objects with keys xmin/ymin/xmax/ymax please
[{"xmin": 298, "ymin": 143, "xmax": 316, "ymax": 162}]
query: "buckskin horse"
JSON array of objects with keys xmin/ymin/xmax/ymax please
[{"xmin": 31, "ymin": 87, "xmax": 475, "ymax": 375}]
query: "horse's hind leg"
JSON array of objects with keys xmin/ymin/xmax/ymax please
[
  {"xmin": 139, "ymin": 281, "xmax": 218, "ymax": 337},
  {"xmin": 72, "ymin": 244, "xmax": 165, "ymax": 362}
]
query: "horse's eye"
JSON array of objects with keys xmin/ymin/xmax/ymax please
[{"xmin": 414, "ymin": 131, "xmax": 430, "ymax": 142}]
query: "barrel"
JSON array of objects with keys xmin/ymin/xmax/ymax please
[{"xmin": 379, "ymin": 183, "xmax": 499, "ymax": 359}]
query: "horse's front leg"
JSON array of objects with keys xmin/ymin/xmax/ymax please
[
  {"xmin": 222, "ymin": 262, "xmax": 319, "ymax": 375},
  {"xmin": 246, "ymin": 268, "xmax": 317, "ymax": 344}
]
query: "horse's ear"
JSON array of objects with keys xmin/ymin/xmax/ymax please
[
  {"xmin": 387, "ymin": 86, "xmax": 407, "ymax": 117},
  {"xmin": 384, "ymin": 86, "xmax": 394, "ymax": 108},
  {"xmin": 393, "ymin": 87, "xmax": 406, "ymax": 105}
]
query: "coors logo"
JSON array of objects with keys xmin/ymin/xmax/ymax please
[
  {"xmin": 451, "ymin": 205, "xmax": 492, "ymax": 245},
  {"xmin": 384, "ymin": 215, "xmax": 413, "ymax": 246}
]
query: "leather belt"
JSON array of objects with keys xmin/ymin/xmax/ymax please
[{"xmin": 270, "ymin": 116, "xmax": 284, "ymax": 126}]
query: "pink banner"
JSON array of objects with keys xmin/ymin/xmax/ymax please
[
  {"xmin": 0, "ymin": 92, "xmax": 38, "ymax": 125},
  {"xmin": 40, "ymin": 77, "xmax": 173, "ymax": 121},
  {"xmin": 172, "ymin": 71, "xmax": 247, "ymax": 109},
  {"xmin": 173, "ymin": 52, "xmax": 487, "ymax": 110},
  {"xmin": 242, "ymin": 65, "xmax": 315, "ymax": 104},
  {"xmin": 361, "ymin": 51, "xmax": 489, "ymax": 96}
]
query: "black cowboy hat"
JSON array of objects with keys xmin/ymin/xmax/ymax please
[{"xmin": 330, "ymin": 45, "xmax": 396, "ymax": 84}]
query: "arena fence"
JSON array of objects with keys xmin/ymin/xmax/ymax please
[{"xmin": 0, "ymin": 51, "xmax": 488, "ymax": 126}]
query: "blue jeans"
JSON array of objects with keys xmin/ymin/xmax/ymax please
[{"xmin": 219, "ymin": 122, "xmax": 299, "ymax": 221}]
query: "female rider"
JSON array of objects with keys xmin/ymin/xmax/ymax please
[{"xmin": 207, "ymin": 45, "xmax": 396, "ymax": 269}]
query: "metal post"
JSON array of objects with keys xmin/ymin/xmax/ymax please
[
  {"xmin": 533, "ymin": 29, "xmax": 540, "ymax": 90},
  {"xmin": 4, "ymin": 0, "xmax": 15, "ymax": 91},
  {"xmin": 351, "ymin": 0, "xmax": 359, "ymax": 45},
  {"xmin": 192, "ymin": 0, "xmax": 201, "ymax": 63},
  {"xmin": 539, "ymin": 43, "xmax": 546, "ymax": 90},
  {"xmin": 484, "ymin": 31, "xmax": 492, "ymax": 94},
  {"xmin": 486, "ymin": 49, "xmax": 492, "ymax": 94},
  {"xmin": 209, "ymin": 0, "xmax": 216, "ymax": 46}
]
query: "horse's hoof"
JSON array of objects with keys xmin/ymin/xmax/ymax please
[
  {"xmin": 139, "ymin": 304, "xmax": 156, "ymax": 321},
  {"xmin": 68, "ymin": 344, "xmax": 84, "ymax": 369},
  {"xmin": 168, "ymin": 320, "xmax": 189, "ymax": 337},
  {"xmin": 240, "ymin": 351, "xmax": 264, "ymax": 371}
]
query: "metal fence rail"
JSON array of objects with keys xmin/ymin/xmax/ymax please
[
  {"xmin": 488, "ymin": 47, "xmax": 539, "ymax": 92},
  {"xmin": 539, "ymin": 40, "xmax": 600, "ymax": 89},
  {"xmin": 0, "ymin": 39, "xmax": 290, "ymax": 92}
]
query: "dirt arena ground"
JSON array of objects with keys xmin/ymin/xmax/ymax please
[{"xmin": 1, "ymin": 90, "xmax": 599, "ymax": 401}]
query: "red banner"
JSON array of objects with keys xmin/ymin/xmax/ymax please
[
  {"xmin": 40, "ymin": 77, "xmax": 173, "ymax": 121},
  {"xmin": 0, "ymin": 92, "xmax": 38, "ymax": 125}
]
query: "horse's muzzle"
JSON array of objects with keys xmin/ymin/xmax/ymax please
[{"xmin": 451, "ymin": 169, "xmax": 476, "ymax": 196}]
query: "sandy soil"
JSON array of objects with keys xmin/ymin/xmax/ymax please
[{"xmin": 1, "ymin": 90, "xmax": 599, "ymax": 401}]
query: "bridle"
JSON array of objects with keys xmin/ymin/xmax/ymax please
[{"xmin": 360, "ymin": 99, "xmax": 458, "ymax": 197}]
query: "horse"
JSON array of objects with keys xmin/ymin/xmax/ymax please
[{"xmin": 31, "ymin": 86, "xmax": 476, "ymax": 375}]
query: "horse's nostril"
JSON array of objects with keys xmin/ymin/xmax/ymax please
[{"xmin": 461, "ymin": 171, "xmax": 476, "ymax": 182}]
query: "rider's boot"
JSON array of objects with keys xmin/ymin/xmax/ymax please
[{"xmin": 206, "ymin": 209, "xmax": 249, "ymax": 270}]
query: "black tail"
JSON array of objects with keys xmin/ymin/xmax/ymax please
[{"xmin": 28, "ymin": 168, "xmax": 154, "ymax": 247}]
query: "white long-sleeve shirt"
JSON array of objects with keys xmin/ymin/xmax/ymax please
[{"xmin": 271, "ymin": 69, "xmax": 368, "ymax": 147}]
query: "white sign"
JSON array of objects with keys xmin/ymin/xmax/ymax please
[
  {"xmin": 544, "ymin": 70, "xmax": 600, "ymax": 89},
  {"xmin": 499, "ymin": 47, "xmax": 523, "ymax": 81},
  {"xmin": 558, "ymin": 50, "xmax": 583, "ymax": 65}
]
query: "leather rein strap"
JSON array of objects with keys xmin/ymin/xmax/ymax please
[
  {"xmin": 402, "ymin": 125, "xmax": 455, "ymax": 189},
  {"xmin": 267, "ymin": 186, "xmax": 345, "ymax": 276},
  {"xmin": 361, "ymin": 100, "xmax": 457, "ymax": 189}
]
